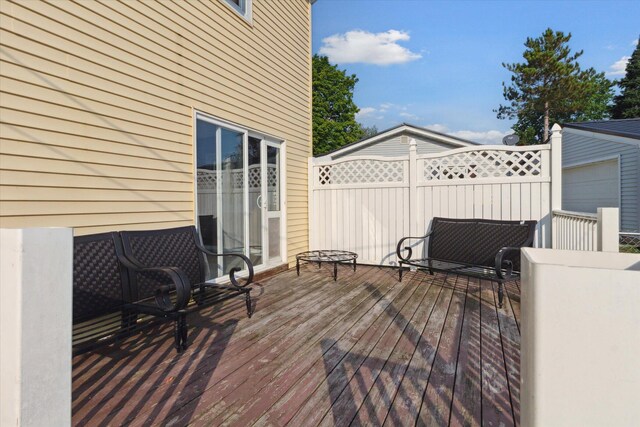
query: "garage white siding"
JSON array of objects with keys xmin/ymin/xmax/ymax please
[
  {"xmin": 562, "ymin": 129, "xmax": 639, "ymax": 232},
  {"xmin": 562, "ymin": 159, "xmax": 619, "ymax": 213},
  {"xmin": 333, "ymin": 133, "xmax": 456, "ymax": 159}
]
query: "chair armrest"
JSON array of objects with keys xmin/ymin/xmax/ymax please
[
  {"xmin": 396, "ymin": 231, "xmax": 433, "ymax": 263},
  {"xmin": 494, "ymin": 246, "xmax": 521, "ymax": 281},
  {"xmin": 194, "ymin": 241, "xmax": 255, "ymax": 289},
  {"xmin": 117, "ymin": 255, "xmax": 191, "ymax": 312}
]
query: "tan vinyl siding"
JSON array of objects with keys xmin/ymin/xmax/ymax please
[{"xmin": 0, "ymin": 0, "xmax": 312, "ymax": 265}]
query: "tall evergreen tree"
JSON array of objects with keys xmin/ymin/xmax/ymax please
[
  {"xmin": 497, "ymin": 29, "xmax": 614, "ymax": 144},
  {"xmin": 312, "ymin": 55, "xmax": 363, "ymax": 155},
  {"xmin": 611, "ymin": 38, "xmax": 640, "ymax": 118}
]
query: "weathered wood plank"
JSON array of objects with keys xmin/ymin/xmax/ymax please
[
  {"xmin": 72, "ymin": 267, "xmax": 324, "ymax": 409},
  {"xmin": 382, "ymin": 273, "xmax": 451, "ymax": 426},
  {"xmin": 71, "ymin": 267, "xmax": 520, "ymax": 427},
  {"xmin": 351, "ymin": 274, "xmax": 443, "ymax": 426},
  {"xmin": 285, "ymin": 272, "xmax": 424, "ymax": 427},
  {"xmin": 416, "ymin": 274, "xmax": 467, "ymax": 426},
  {"xmin": 73, "ymin": 267, "xmax": 370, "ymax": 425},
  {"xmin": 449, "ymin": 276, "xmax": 482, "ymax": 427},
  {"xmin": 480, "ymin": 279, "xmax": 514, "ymax": 427},
  {"xmin": 251, "ymin": 271, "xmax": 425, "ymax": 427},
  {"xmin": 492, "ymin": 281, "xmax": 521, "ymax": 426},
  {"xmin": 316, "ymin": 275, "xmax": 431, "ymax": 427},
  {"xmin": 105, "ymin": 266, "xmax": 384, "ymax": 426},
  {"xmin": 181, "ymin": 269, "xmax": 398, "ymax": 427}
]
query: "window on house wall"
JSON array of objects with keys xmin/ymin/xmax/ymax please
[{"xmin": 224, "ymin": 0, "xmax": 252, "ymax": 22}]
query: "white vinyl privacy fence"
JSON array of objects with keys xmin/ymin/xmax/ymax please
[{"xmin": 309, "ymin": 140, "xmax": 552, "ymax": 265}]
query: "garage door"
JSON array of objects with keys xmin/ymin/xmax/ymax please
[{"xmin": 562, "ymin": 159, "xmax": 619, "ymax": 213}]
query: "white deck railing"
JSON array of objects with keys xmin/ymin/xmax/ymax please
[{"xmin": 552, "ymin": 208, "xmax": 619, "ymax": 252}]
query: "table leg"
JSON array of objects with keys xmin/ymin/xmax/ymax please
[
  {"xmin": 318, "ymin": 261, "xmax": 322, "ymax": 269},
  {"xmin": 333, "ymin": 262, "xmax": 338, "ymax": 281},
  {"xmin": 296, "ymin": 259, "xmax": 300, "ymax": 276},
  {"xmin": 353, "ymin": 258, "xmax": 357, "ymax": 271}
]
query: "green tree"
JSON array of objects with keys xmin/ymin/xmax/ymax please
[
  {"xmin": 611, "ymin": 38, "xmax": 640, "ymax": 118},
  {"xmin": 313, "ymin": 55, "xmax": 363, "ymax": 155},
  {"xmin": 360, "ymin": 124, "xmax": 379, "ymax": 139},
  {"xmin": 497, "ymin": 29, "xmax": 614, "ymax": 144}
]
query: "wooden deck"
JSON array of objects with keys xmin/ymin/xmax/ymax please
[{"xmin": 72, "ymin": 264, "xmax": 521, "ymax": 426}]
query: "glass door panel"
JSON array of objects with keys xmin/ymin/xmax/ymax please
[
  {"xmin": 266, "ymin": 144, "xmax": 282, "ymax": 262},
  {"xmin": 195, "ymin": 114, "xmax": 283, "ymax": 278},
  {"xmin": 196, "ymin": 120, "xmax": 218, "ymax": 254},
  {"xmin": 220, "ymin": 128, "xmax": 245, "ymax": 273},
  {"xmin": 248, "ymin": 136, "xmax": 263, "ymax": 265}
]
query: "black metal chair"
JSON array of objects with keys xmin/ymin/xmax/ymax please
[
  {"xmin": 119, "ymin": 225, "xmax": 254, "ymax": 351},
  {"xmin": 73, "ymin": 232, "xmax": 190, "ymax": 353},
  {"xmin": 73, "ymin": 226, "xmax": 254, "ymax": 354},
  {"xmin": 396, "ymin": 217, "xmax": 536, "ymax": 307}
]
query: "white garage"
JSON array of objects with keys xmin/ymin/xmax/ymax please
[
  {"xmin": 562, "ymin": 158, "xmax": 619, "ymax": 213},
  {"xmin": 561, "ymin": 119, "xmax": 640, "ymax": 233}
]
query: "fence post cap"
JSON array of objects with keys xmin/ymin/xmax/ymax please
[{"xmin": 551, "ymin": 123, "xmax": 562, "ymax": 133}]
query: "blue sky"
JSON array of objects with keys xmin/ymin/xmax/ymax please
[{"xmin": 311, "ymin": 0, "xmax": 640, "ymax": 143}]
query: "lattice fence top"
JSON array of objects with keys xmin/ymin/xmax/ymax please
[
  {"xmin": 421, "ymin": 149, "xmax": 542, "ymax": 181},
  {"xmin": 316, "ymin": 159, "xmax": 405, "ymax": 186},
  {"xmin": 198, "ymin": 165, "xmax": 278, "ymax": 190}
]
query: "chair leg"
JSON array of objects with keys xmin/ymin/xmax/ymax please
[
  {"xmin": 245, "ymin": 290, "xmax": 253, "ymax": 318},
  {"xmin": 498, "ymin": 281, "xmax": 504, "ymax": 308},
  {"xmin": 398, "ymin": 264, "xmax": 404, "ymax": 282},
  {"xmin": 174, "ymin": 312, "xmax": 188, "ymax": 352},
  {"xmin": 180, "ymin": 312, "xmax": 188, "ymax": 351}
]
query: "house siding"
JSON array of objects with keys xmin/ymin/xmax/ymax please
[
  {"xmin": 0, "ymin": 0, "xmax": 312, "ymax": 265},
  {"xmin": 333, "ymin": 132, "xmax": 456, "ymax": 159},
  {"xmin": 562, "ymin": 129, "xmax": 640, "ymax": 232}
]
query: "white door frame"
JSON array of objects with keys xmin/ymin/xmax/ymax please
[{"xmin": 193, "ymin": 110, "xmax": 286, "ymax": 282}]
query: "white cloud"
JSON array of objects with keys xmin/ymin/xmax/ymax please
[
  {"xmin": 607, "ymin": 56, "xmax": 630, "ymax": 76},
  {"xmin": 319, "ymin": 30, "xmax": 422, "ymax": 65},
  {"xmin": 424, "ymin": 124, "xmax": 508, "ymax": 145},
  {"xmin": 425, "ymin": 123, "xmax": 449, "ymax": 133},
  {"xmin": 450, "ymin": 130, "xmax": 509, "ymax": 145},
  {"xmin": 399, "ymin": 111, "xmax": 419, "ymax": 121},
  {"xmin": 355, "ymin": 107, "xmax": 377, "ymax": 120},
  {"xmin": 633, "ymin": 39, "xmax": 639, "ymax": 46}
]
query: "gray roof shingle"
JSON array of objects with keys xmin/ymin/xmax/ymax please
[{"xmin": 563, "ymin": 118, "xmax": 640, "ymax": 139}]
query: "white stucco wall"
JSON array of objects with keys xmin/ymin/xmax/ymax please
[
  {"xmin": 1, "ymin": 228, "xmax": 73, "ymax": 426},
  {"xmin": 520, "ymin": 248, "xmax": 640, "ymax": 427}
]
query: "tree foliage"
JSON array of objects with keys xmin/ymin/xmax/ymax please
[
  {"xmin": 611, "ymin": 38, "xmax": 640, "ymax": 119},
  {"xmin": 312, "ymin": 55, "xmax": 363, "ymax": 155},
  {"xmin": 360, "ymin": 124, "xmax": 379, "ymax": 139},
  {"xmin": 497, "ymin": 29, "xmax": 614, "ymax": 144}
]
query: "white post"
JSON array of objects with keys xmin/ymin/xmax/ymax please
[
  {"xmin": 597, "ymin": 207, "xmax": 619, "ymax": 252},
  {"xmin": 0, "ymin": 228, "xmax": 73, "ymax": 427},
  {"xmin": 550, "ymin": 123, "xmax": 563, "ymax": 248},
  {"xmin": 307, "ymin": 157, "xmax": 315, "ymax": 250},
  {"xmin": 409, "ymin": 138, "xmax": 418, "ymax": 238}
]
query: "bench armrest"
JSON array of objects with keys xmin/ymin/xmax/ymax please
[
  {"xmin": 396, "ymin": 231, "xmax": 433, "ymax": 263},
  {"xmin": 194, "ymin": 241, "xmax": 255, "ymax": 289},
  {"xmin": 494, "ymin": 246, "xmax": 521, "ymax": 281},
  {"xmin": 117, "ymin": 255, "xmax": 191, "ymax": 312}
]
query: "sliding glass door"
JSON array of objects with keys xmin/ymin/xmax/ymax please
[{"xmin": 195, "ymin": 113, "xmax": 283, "ymax": 278}]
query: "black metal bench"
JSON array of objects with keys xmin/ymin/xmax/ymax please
[
  {"xmin": 396, "ymin": 217, "xmax": 536, "ymax": 307},
  {"xmin": 72, "ymin": 226, "xmax": 253, "ymax": 354}
]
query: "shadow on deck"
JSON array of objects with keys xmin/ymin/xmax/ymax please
[{"xmin": 72, "ymin": 264, "xmax": 521, "ymax": 426}]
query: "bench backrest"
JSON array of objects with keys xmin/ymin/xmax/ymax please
[
  {"xmin": 119, "ymin": 226, "xmax": 207, "ymax": 300},
  {"xmin": 73, "ymin": 232, "xmax": 130, "ymax": 322},
  {"xmin": 428, "ymin": 217, "xmax": 536, "ymax": 271}
]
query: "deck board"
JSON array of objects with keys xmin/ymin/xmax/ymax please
[{"xmin": 72, "ymin": 265, "xmax": 520, "ymax": 426}]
